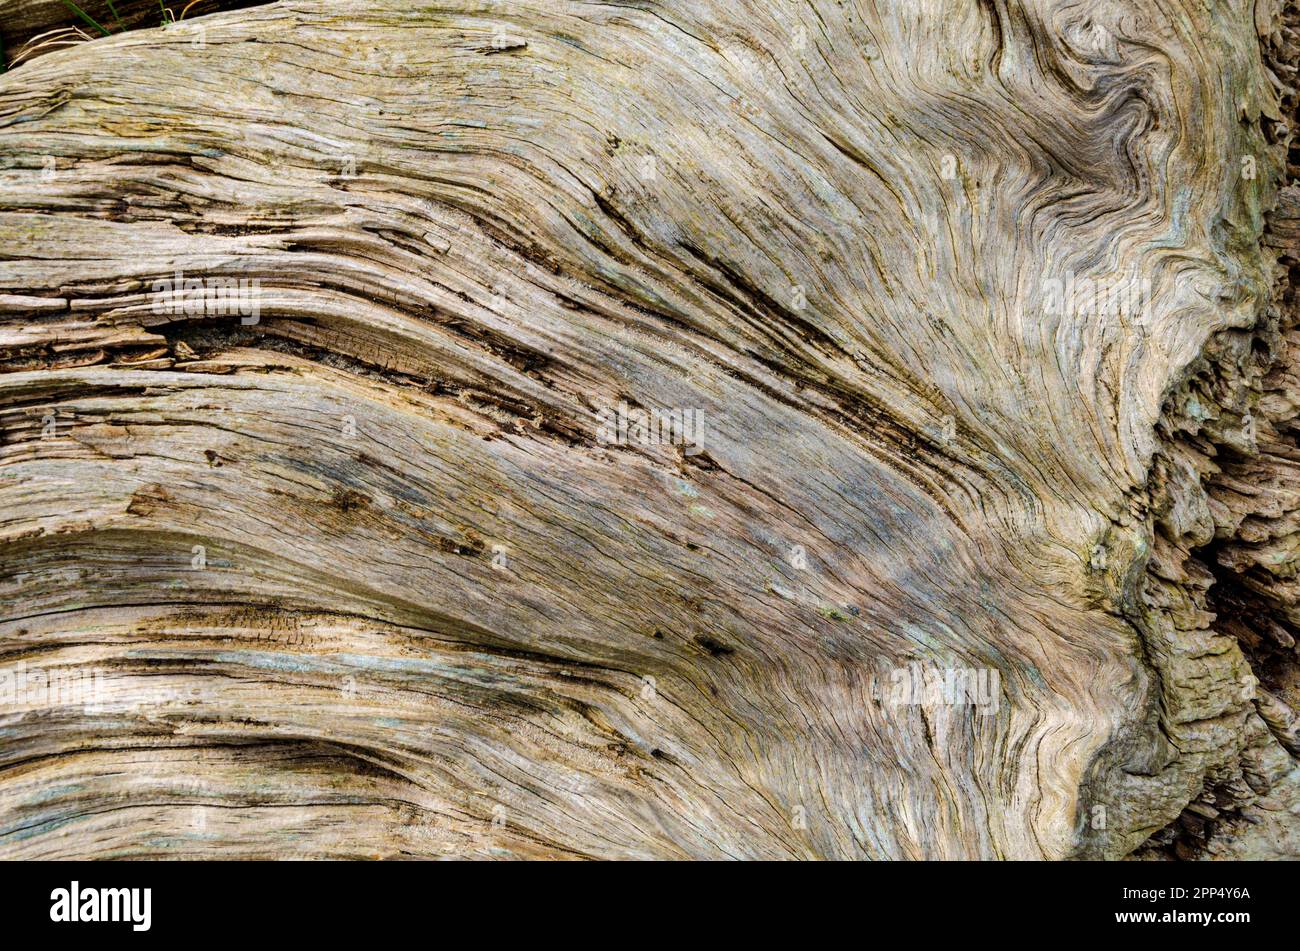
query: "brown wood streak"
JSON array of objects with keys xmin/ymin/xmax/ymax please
[{"xmin": 0, "ymin": 0, "xmax": 1296, "ymax": 859}]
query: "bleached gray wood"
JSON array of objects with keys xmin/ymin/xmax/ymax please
[{"xmin": 0, "ymin": 0, "xmax": 1297, "ymax": 859}]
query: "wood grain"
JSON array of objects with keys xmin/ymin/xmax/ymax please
[{"xmin": 0, "ymin": 0, "xmax": 1297, "ymax": 859}]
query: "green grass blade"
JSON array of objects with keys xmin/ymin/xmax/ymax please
[
  {"xmin": 105, "ymin": 0, "xmax": 124, "ymax": 28},
  {"xmin": 60, "ymin": 0, "xmax": 111, "ymax": 37}
]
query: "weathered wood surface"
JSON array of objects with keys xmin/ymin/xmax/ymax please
[
  {"xmin": 0, "ymin": 0, "xmax": 1297, "ymax": 859},
  {"xmin": 0, "ymin": 1, "xmax": 263, "ymax": 68}
]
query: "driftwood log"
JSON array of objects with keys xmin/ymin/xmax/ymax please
[{"xmin": 0, "ymin": 0, "xmax": 1298, "ymax": 860}]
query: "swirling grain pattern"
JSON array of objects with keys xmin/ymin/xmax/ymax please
[{"xmin": 0, "ymin": 0, "xmax": 1296, "ymax": 859}]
